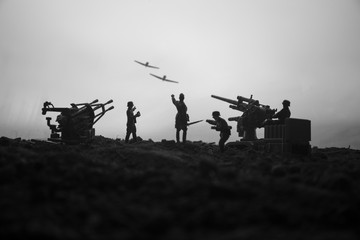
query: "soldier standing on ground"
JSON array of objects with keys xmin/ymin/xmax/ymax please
[
  {"xmin": 207, "ymin": 111, "xmax": 231, "ymax": 152},
  {"xmin": 125, "ymin": 101, "xmax": 140, "ymax": 143},
  {"xmin": 171, "ymin": 93, "xmax": 188, "ymax": 143}
]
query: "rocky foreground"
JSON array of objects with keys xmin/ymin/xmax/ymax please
[{"xmin": 0, "ymin": 136, "xmax": 360, "ymax": 239}]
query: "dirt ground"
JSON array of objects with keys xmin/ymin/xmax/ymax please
[{"xmin": 1, "ymin": 136, "xmax": 360, "ymax": 239}]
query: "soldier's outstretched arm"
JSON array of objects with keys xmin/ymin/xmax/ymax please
[
  {"xmin": 171, "ymin": 95, "xmax": 178, "ymax": 106},
  {"xmin": 272, "ymin": 109, "xmax": 283, "ymax": 119},
  {"xmin": 206, "ymin": 119, "xmax": 217, "ymax": 125}
]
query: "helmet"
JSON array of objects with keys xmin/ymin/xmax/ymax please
[
  {"xmin": 127, "ymin": 101, "xmax": 134, "ymax": 107},
  {"xmin": 212, "ymin": 111, "xmax": 220, "ymax": 117},
  {"xmin": 282, "ymin": 100, "xmax": 290, "ymax": 106}
]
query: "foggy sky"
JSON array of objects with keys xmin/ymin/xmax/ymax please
[{"xmin": 1, "ymin": 0, "xmax": 360, "ymax": 149}]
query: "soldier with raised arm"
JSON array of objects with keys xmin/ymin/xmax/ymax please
[
  {"xmin": 171, "ymin": 93, "xmax": 188, "ymax": 143},
  {"xmin": 125, "ymin": 101, "xmax": 141, "ymax": 143}
]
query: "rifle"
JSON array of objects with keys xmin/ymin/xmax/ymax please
[{"xmin": 187, "ymin": 120, "xmax": 203, "ymax": 126}]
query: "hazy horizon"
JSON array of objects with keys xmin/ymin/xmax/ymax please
[{"xmin": 1, "ymin": 0, "xmax": 360, "ymax": 149}]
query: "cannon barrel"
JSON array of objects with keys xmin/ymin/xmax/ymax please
[
  {"xmin": 211, "ymin": 95, "xmax": 238, "ymax": 105},
  {"xmin": 74, "ymin": 99, "xmax": 99, "ymax": 107},
  {"xmin": 93, "ymin": 104, "xmax": 114, "ymax": 125},
  {"xmin": 92, "ymin": 99, "xmax": 113, "ymax": 111},
  {"xmin": 212, "ymin": 95, "xmax": 249, "ymax": 112},
  {"xmin": 228, "ymin": 116, "xmax": 240, "ymax": 122},
  {"xmin": 229, "ymin": 105, "xmax": 241, "ymax": 111},
  {"xmin": 105, "ymin": 99, "xmax": 113, "ymax": 105}
]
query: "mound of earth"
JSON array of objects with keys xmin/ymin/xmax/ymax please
[{"xmin": 0, "ymin": 136, "xmax": 360, "ymax": 239}]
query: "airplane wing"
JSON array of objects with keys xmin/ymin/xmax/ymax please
[
  {"xmin": 134, "ymin": 60, "xmax": 146, "ymax": 66},
  {"xmin": 150, "ymin": 74, "xmax": 178, "ymax": 83},
  {"xmin": 163, "ymin": 78, "xmax": 179, "ymax": 84},
  {"xmin": 147, "ymin": 64, "xmax": 159, "ymax": 69},
  {"xmin": 150, "ymin": 73, "xmax": 162, "ymax": 80},
  {"xmin": 135, "ymin": 60, "xmax": 159, "ymax": 69}
]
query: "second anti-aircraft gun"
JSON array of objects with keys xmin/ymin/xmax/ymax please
[
  {"xmin": 42, "ymin": 99, "xmax": 114, "ymax": 144},
  {"xmin": 211, "ymin": 95, "xmax": 276, "ymax": 141}
]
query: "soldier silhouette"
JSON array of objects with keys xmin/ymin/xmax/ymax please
[
  {"xmin": 207, "ymin": 111, "xmax": 231, "ymax": 152},
  {"xmin": 263, "ymin": 99, "xmax": 291, "ymax": 126},
  {"xmin": 171, "ymin": 93, "xmax": 188, "ymax": 143},
  {"xmin": 125, "ymin": 101, "xmax": 140, "ymax": 143}
]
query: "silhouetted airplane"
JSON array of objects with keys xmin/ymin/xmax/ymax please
[
  {"xmin": 134, "ymin": 60, "xmax": 159, "ymax": 69},
  {"xmin": 150, "ymin": 73, "xmax": 178, "ymax": 84}
]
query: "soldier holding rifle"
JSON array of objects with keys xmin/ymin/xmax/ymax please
[{"xmin": 207, "ymin": 111, "xmax": 231, "ymax": 152}]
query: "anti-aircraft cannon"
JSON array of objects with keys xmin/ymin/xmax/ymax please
[
  {"xmin": 42, "ymin": 99, "xmax": 114, "ymax": 144},
  {"xmin": 211, "ymin": 94, "xmax": 311, "ymax": 155},
  {"xmin": 211, "ymin": 95, "xmax": 276, "ymax": 141}
]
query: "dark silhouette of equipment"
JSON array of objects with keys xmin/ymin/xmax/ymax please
[
  {"xmin": 263, "ymin": 118, "xmax": 311, "ymax": 155},
  {"xmin": 42, "ymin": 99, "xmax": 114, "ymax": 144},
  {"xmin": 211, "ymin": 94, "xmax": 311, "ymax": 155},
  {"xmin": 211, "ymin": 95, "xmax": 276, "ymax": 141}
]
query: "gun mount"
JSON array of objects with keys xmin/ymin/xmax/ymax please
[
  {"xmin": 42, "ymin": 99, "xmax": 114, "ymax": 144},
  {"xmin": 211, "ymin": 95, "xmax": 276, "ymax": 141}
]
